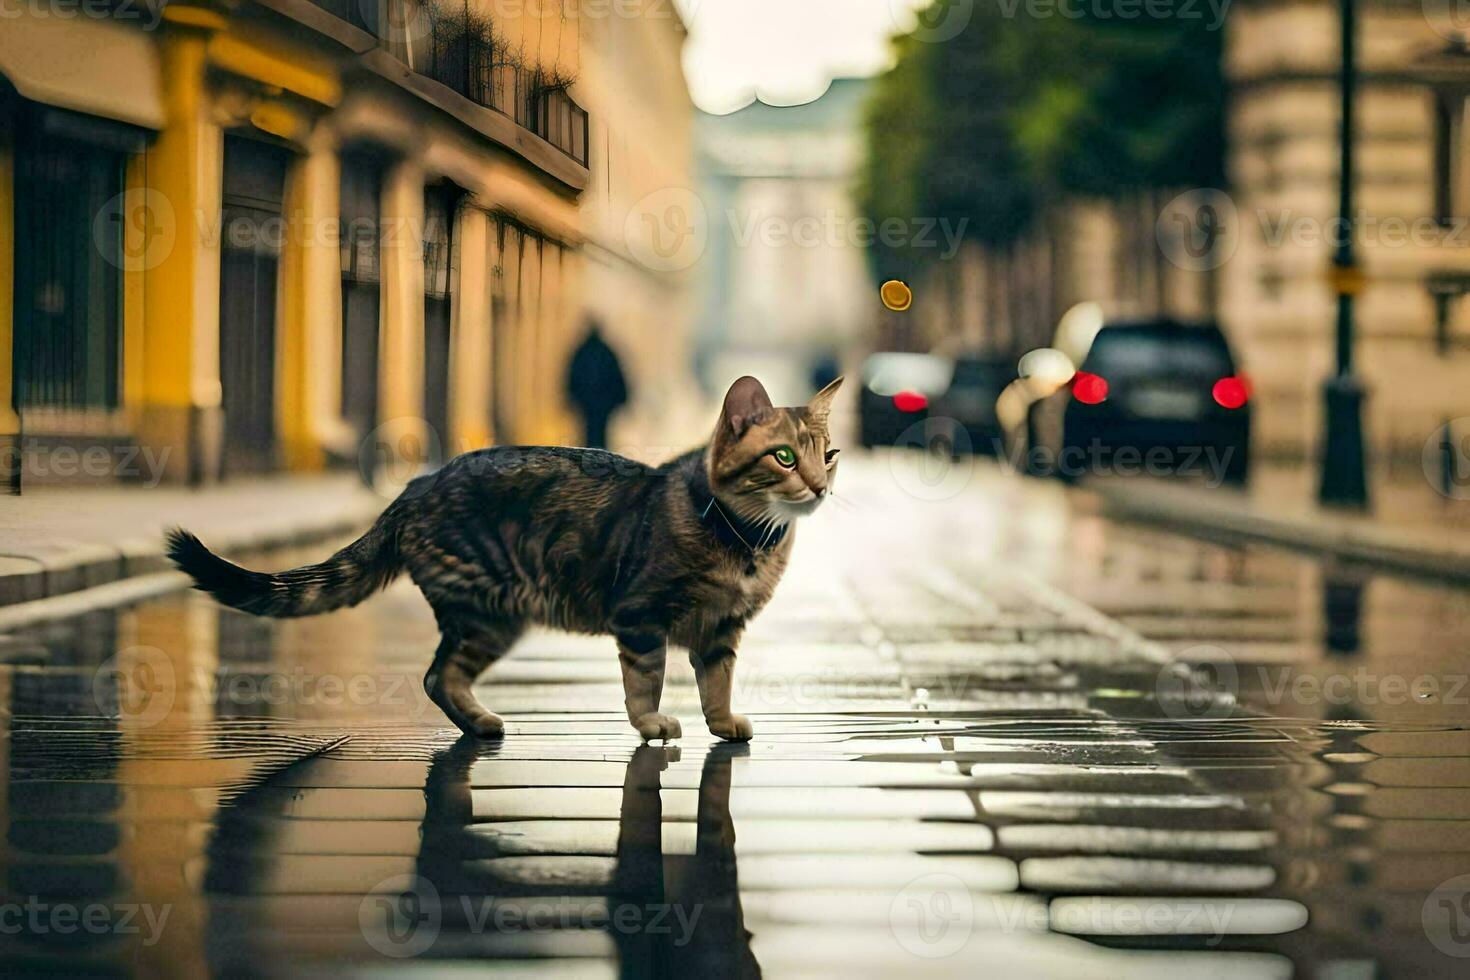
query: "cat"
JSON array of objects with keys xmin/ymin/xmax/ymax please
[{"xmin": 166, "ymin": 375, "xmax": 842, "ymax": 743}]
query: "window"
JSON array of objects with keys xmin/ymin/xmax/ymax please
[
  {"xmin": 13, "ymin": 113, "xmax": 126, "ymax": 410},
  {"xmin": 1433, "ymin": 87, "xmax": 1467, "ymax": 225}
]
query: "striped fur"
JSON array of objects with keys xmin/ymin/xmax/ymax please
[{"xmin": 167, "ymin": 375, "xmax": 843, "ymax": 741}]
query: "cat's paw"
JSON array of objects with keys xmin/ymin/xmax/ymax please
[
  {"xmin": 463, "ymin": 711, "xmax": 505, "ymax": 739},
  {"xmin": 709, "ymin": 714, "xmax": 754, "ymax": 742},
  {"xmin": 633, "ymin": 713, "xmax": 682, "ymax": 742}
]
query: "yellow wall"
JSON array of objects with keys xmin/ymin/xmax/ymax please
[
  {"xmin": 2, "ymin": 0, "xmax": 696, "ymax": 483},
  {"xmin": 136, "ymin": 10, "xmax": 225, "ymax": 481},
  {"xmin": 145, "ymin": 11, "xmax": 223, "ymax": 410}
]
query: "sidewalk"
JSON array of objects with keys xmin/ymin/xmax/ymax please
[
  {"xmin": 1084, "ymin": 459, "xmax": 1470, "ymax": 582},
  {"xmin": 0, "ymin": 475, "xmax": 383, "ymax": 608}
]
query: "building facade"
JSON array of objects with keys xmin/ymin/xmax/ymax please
[
  {"xmin": 896, "ymin": 0, "xmax": 1470, "ymax": 472},
  {"xmin": 0, "ymin": 0, "xmax": 695, "ymax": 489},
  {"xmin": 1224, "ymin": 0, "xmax": 1470, "ymax": 464}
]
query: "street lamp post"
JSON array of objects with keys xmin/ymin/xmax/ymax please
[{"xmin": 1319, "ymin": 0, "xmax": 1369, "ymax": 508}]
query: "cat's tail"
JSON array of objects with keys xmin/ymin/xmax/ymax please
[{"xmin": 165, "ymin": 506, "xmax": 404, "ymax": 618}]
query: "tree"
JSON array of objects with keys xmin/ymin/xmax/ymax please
[{"xmin": 858, "ymin": 1, "xmax": 1226, "ymax": 282}]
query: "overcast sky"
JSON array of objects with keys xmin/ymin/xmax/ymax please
[{"xmin": 673, "ymin": 0, "xmax": 931, "ymax": 114}]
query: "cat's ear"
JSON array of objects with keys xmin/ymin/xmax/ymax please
[
  {"xmin": 807, "ymin": 375, "xmax": 844, "ymax": 423},
  {"xmin": 720, "ymin": 376, "xmax": 774, "ymax": 437}
]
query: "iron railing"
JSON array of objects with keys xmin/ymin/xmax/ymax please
[
  {"xmin": 528, "ymin": 83, "xmax": 588, "ymax": 168},
  {"xmin": 307, "ymin": 0, "xmax": 589, "ymax": 168}
]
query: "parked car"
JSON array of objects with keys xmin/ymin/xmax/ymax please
[
  {"xmin": 1030, "ymin": 316, "xmax": 1251, "ymax": 484},
  {"xmin": 929, "ymin": 354, "xmax": 1018, "ymax": 456},
  {"xmin": 857, "ymin": 352, "xmax": 953, "ymax": 448}
]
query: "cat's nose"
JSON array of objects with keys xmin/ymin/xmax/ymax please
[{"xmin": 814, "ymin": 485, "xmax": 827, "ymax": 499}]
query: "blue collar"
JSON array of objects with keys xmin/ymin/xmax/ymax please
[{"xmin": 687, "ymin": 469, "xmax": 789, "ymax": 555}]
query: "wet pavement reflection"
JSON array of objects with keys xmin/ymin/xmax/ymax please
[{"xmin": 3, "ymin": 456, "xmax": 1470, "ymax": 977}]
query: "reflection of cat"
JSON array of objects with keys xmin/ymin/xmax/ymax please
[
  {"xmin": 168, "ymin": 376, "xmax": 841, "ymax": 743},
  {"xmin": 612, "ymin": 744, "xmax": 761, "ymax": 980}
]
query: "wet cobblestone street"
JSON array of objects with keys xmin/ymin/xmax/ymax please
[{"xmin": 5, "ymin": 456, "xmax": 1470, "ymax": 977}]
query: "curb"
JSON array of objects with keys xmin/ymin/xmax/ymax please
[
  {"xmin": 0, "ymin": 496, "xmax": 383, "ymax": 615},
  {"xmin": 1088, "ymin": 477, "xmax": 1470, "ymax": 584}
]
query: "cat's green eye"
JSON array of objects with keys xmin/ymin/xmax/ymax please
[{"xmin": 771, "ymin": 446, "xmax": 797, "ymax": 468}]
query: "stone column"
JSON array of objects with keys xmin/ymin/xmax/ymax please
[
  {"xmin": 139, "ymin": 4, "xmax": 227, "ymax": 485},
  {"xmin": 278, "ymin": 132, "xmax": 346, "ymax": 471},
  {"xmin": 449, "ymin": 206, "xmax": 494, "ymax": 453},
  {"xmin": 376, "ymin": 158, "xmax": 428, "ymax": 473}
]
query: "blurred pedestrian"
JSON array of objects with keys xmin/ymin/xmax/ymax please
[
  {"xmin": 810, "ymin": 350, "xmax": 840, "ymax": 394},
  {"xmin": 566, "ymin": 321, "xmax": 628, "ymax": 449}
]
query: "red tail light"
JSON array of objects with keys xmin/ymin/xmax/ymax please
[
  {"xmin": 1071, "ymin": 371, "xmax": 1109, "ymax": 405},
  {"xmin": 1212, "ymin": 375, "xmax": 1250, "ymax": 409},
  {"xmin": 893, "ymin": 390, "xmax": 928, "ymax": 413}
]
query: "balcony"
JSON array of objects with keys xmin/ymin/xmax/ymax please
[{"xmin": 306, "ymin": 0, "xmax": 589, "ymax": 167}]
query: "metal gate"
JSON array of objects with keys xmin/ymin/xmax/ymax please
[
  {"xmin": 219, "ymin": 135, "xmax": 291, "ymax": 474},
  {"xmin": 12, "ymin": 111, "xmax": 126, "ymax": 410}
]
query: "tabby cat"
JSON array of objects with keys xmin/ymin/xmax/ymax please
[{"xmin": 167, "ymin": 375, "xmax": 842, "ymax": 742}]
